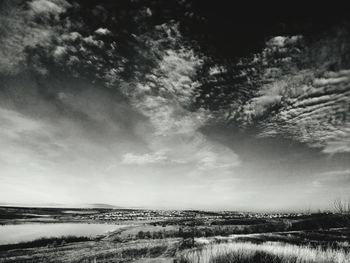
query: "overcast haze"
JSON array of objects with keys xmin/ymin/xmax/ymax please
[{"xmin": 1, "ymin": 0, "xmax": 350, "ymax": 212}]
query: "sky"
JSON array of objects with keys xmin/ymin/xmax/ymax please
[{"xmin": 0, "ymin": 0, "xmax": 350, "ymax": 212}]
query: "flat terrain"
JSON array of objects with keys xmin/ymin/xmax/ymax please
[{"xmin": 0, "ymin": 207, "xmax": 350, "ymax": 262}]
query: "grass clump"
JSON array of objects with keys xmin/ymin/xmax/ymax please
[{"xmin": 178, "ymin": 242, "xmax": 350, "ymax": 263}]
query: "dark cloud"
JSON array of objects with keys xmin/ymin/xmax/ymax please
[
  {"xmin": 0, "ymin": 0, "xmax": 71, "ymax": 74},
  {"xmin": 234, "ymin": 30, "xmax": 350, "ymax": 154},
  {"xmin": 2, "ymin": 0, "xmax": 350, "ymax": 159},
  {"xmin": 195, "ymin": 26, "xmax": 350, "ymax": 155}
]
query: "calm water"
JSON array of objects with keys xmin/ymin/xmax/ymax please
[{"xmin": 0, "ymin": 223, "xmax": 125, "ymax": 245}]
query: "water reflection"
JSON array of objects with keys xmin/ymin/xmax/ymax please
[{"xmin": 0, "ymin": 223, "xmax": 125, "ymax": 245}]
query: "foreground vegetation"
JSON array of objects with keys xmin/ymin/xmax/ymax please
[
  {"xmin": 0, "ymin": 238, "xmax": 181, "ymax": 263},
  {"xmin": 178, "ymin": 242, "xmax": 350, "ymax": 263},
  {"xmin": 1, "ymin": 206, "xmax": 350, "ymax": 262}
]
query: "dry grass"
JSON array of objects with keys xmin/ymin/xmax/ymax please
[
  {"xmin": 0, "ymin": 238, "xmax": 181, "ymax": 263},
  {"xmin": 178, "ymin": 242, "xmax": 350, "ymax": 263}
]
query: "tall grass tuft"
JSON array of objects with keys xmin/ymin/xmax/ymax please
[{"xmin": 178, "ymin": 242, "xmax": 350, "ymax": 263}]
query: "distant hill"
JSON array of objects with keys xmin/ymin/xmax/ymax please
[
  {"xmin": 82, "ymin": 203, "xmax": 124, "ymax": 209},
  {"xmin": 0, "ymin": 203, "xmax": 124, "ymax": 209}
]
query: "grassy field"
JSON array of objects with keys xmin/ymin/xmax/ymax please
[
  {"xmin": 0, "ymin": 238, "xmax": 181, "ymax": 263},
  {"xmin": 177, "ymin": 242, "xmax": 350, "ymax": 263}
]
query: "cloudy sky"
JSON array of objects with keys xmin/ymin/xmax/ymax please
[{"xmin": 0, "ymin": 0, "xmax": 350, "ymax": 211}]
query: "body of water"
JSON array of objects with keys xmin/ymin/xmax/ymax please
[{"xmin": 0, "ymin": 223, "xmax": 125, "ymax": 245}]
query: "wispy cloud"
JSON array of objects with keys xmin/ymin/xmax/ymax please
[
  {"xmin": 115, "ymin": 23, "xmax": 240, "ymax": 171},
  {"xmin": 255, "ymin": 70, "xmax": 350, "ymax": 154},
  {"xmin": 28, "ymin": 0, "xmax": 70, "ymax": 18},
  {"xmin": 94, "ymin": 28, "xmax": 111, "ymax": 36},
  {"xmin": 1, "ymin": 6, "xmax": 242, "ymax": 185},
  {"xmin": 122, "ymin": 151, "xmax": 168, "ymax": 165},
  {"xmin": 222, "ymin": 31, "xmax": 350, "ymax": 155},
  {"xmin": 196, "ymin": 148, "xmax": 240, "ymax": 170}
]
